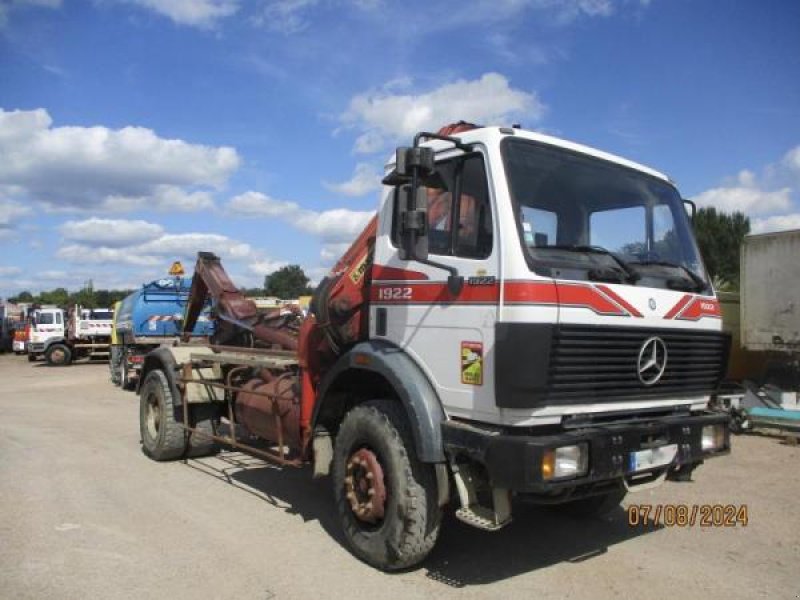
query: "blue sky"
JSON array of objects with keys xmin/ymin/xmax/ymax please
[{"xmin": 1, "ymin": 0, "xmax": 799, "ymax": 297}]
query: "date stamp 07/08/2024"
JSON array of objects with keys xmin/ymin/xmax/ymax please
[{"xmin": 626, "ymin": 504, "xmax": 749, "ymax": 528}]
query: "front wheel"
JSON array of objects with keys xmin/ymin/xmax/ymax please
[
  {"xmin": 45, "ymin": 344, "xmax": 72, "ymax": 366},
  {"xmin": 27, "ymin": 353, "xmax": 36, "ymax": 362},
  {"xmin": 332, "ymin": 400, "xmax": 441, "ymax": 571}
]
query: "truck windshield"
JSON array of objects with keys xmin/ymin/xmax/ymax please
[
  {"xmin": 502, "ymin": 138, "xmax": 709, "ymax": 292},
  {"xmin": 36, "ymin": 313, "xmax": 54, "ymax": 325}
]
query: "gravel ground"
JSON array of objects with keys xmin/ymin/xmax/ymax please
[{"xmin": 1, "ymin": 353, "xmax": 798, "ymax": 600}]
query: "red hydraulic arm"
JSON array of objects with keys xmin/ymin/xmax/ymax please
[{"xmin": 182, "ymin": 251, "xmax": 299, "ymax": 350}]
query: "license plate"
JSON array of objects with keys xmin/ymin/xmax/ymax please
[{"xmin": 628, "ymin": 444, "xmax": 678, "ymax": 473}]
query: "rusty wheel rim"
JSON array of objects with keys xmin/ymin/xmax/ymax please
[
  {"xmin": 344, "ymin": 448, "xmax": 387, "ymax": 524},
  {"xmin": 145, "ymin": 393, "xmax": 160, "ymax": 439}
]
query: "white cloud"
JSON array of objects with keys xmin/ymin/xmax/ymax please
[
  {"xmin": 99, "ymin": 185, "xmax": 216, "ymax": 213},
  {"xmin": 0, "ymin": 108, "xmax": 239, "ymax": 212},
  {"xmin": 782, "ymin": 146, "xmax": 800, "ymax": 174},
  {"xmin": 227, "ymin": 191, "xmax": 373, "ymax": 242},
  {"xmin": 0, "ymin": 266, "xmax": 22, "ymax": 277},
  {"xmin": 323, "ymin": 163, "xmax": 381, "ymax": 197},
  {"xmin": 59, "ymin": 218, "xmax": 165, "ymax": 247},
  {"xmin": 320, "ymin": 242, "xmax": 351, "ymax": 264},
  {"xmin": 253, "ymin": 0, "xmax": 318, "ymax": 33},
  {"xmin": 247, "ymin": 258, "xmax": 289, "ymax": 277},
  {"xmin": 353, "ymin": 132, "xmax": 384, "ymax": 155},
  {"xmin": 127, "ymin": 0, "xmax": 239, "ymax": 28},
  {"xmin": 694, "ymin": 170, "xmax": 792, "ymax": 215},
  {"xmin": 57, "ymin": 244, "xmax": 163, "ymax": 267},
  {"xmin": 340, "ymin": 73, "xmax": 545, "ymax": 153},
  {"xmin": 0, "ymin": 198, "xmax": 31, "ymax": 227},
  {"xmin": 137, "ymin": 232, "xmax": 253, "ymax": 259},
  {"xmin": 751, "ymin": 214, "xmax": 800, "ymax": 234},
  {"xmin": 694, "ymin": 144, "xmax": 800, "ymax": 233}
]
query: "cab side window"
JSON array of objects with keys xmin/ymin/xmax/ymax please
[{"xmin": 392, "ymin": 154, "xmax": 492, "ymax": 259}]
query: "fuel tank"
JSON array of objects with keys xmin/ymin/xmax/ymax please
[{"xmin": 235, "ymin": 372, "xmax": 301, "ymax": 450}]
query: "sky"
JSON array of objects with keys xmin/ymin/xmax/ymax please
[{"xmin": 1, "ymin": 0, "xmax": 799, "ymax": 297}]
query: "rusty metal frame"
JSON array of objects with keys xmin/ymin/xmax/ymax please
[{"xmin": 177, "ymin": 362, "xmax": 303, "ymax": 467}]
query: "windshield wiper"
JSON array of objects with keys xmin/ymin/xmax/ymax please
[
  {"xmin": 631, "ymin": 260, "xmax": 707, "ymax": 292},
  {"xmin": 544, "ymin": 245, "xmax": 641, "ymax": 284}
]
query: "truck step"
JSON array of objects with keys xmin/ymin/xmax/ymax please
[{"xmin": 455, "ymin": 505, "xmax": 511, "ymax": 532}]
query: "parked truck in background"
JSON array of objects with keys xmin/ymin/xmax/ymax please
[
  {"xmin": 717, "ymin": 229, "xmax": 800, "ymax": 432},
  {"xmin": 135, "ymin": 122, "xmax": 731, "ymax": 570},
  {"xmin": 111, "ymin": 272, "xmax": 214, "ymax": 390},
  {"xmin": 28, "ymin": 305, "xmax": 113, "ymax": 365}
]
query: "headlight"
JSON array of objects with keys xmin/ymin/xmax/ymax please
[
  {"xmin": 701, "ymin": 424, "xmax": 726, "ymax": 451},
  {"xmin": 542, "ymin": 444, "xmax": 589, "ymax": 480}
]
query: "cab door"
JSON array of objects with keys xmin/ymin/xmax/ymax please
[{"xmin": 371, "ymin": 151, "xmax": 499, "ymax": 422}]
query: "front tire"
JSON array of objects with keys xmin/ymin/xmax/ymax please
[
  {"xmin": 333, "ymin": 400, "xmax": 441, "ymax": 571},
  {"xmin": 27, "ymin": 353, "xmax": 36, "ymax": 362},
  {"xmin": 45, "ymin": 344, "xmax": 72, "ymax": 366},
  {"xmin": 139, "ymin": 369, "xmax": 186, "ymax": 461}
]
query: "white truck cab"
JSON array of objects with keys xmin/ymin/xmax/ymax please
[
  {"xmin": 373, "ymin": 127, "xmax": 725, "ymax": 427},
  {"xmin": 27, "ymin": 307, "xmax": 65, "ymax": 361}
]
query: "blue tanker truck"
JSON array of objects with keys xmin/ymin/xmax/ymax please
[{"xmin": 110, "ymin": 273, "xmax": 214, "ymax": 389}]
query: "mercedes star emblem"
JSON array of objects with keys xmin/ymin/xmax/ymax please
[
  {"xmin": 649, "ymin": 298, "xmax": 657, "ymax": 311},
  {"xmin": 637, "ymin": 336, "xmax": 667, "ymax": 385}
]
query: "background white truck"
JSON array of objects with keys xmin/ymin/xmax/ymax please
[{"xmin": 28, "ymin": 306, "xmax": 113, "ymax": 366}]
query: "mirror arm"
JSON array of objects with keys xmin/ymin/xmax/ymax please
[{"xmin": 683, "ymin": 198, "xmax": 697, "ymax": 223}]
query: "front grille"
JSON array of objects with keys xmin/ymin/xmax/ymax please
[{"xmin": 546, "ymin": 325, "xmax": 729, "ymax": 403}]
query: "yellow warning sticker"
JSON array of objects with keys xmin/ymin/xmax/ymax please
[
  {"xmin": 461, "ymin": 341, "xmax": 483, "ymax": 386},
  {"xmin": 349, "ymin": 252, "xmax": 370, "ymax": 285}
]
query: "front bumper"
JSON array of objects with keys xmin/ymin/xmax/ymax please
[
  {"xmin": 28, "ymin": 342, "xmax": 45, "ymax": 353},
  {"xmin": 442, "ymin": 411, "xmax": 730, "ymax": 496}
]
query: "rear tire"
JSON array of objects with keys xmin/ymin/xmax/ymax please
[
  {"xmin": 45, "ymin": 344, "xmax": 72, "ymax": 366},
  {"xmin": 185, "ymin": 405, "xmax": 221, "ymax": 458},
  {"xmin": 139, "ymin": 369, "xmax": 186, "ymax": 461},
  {"xmin": 120, "ymin": 353, "xmax": 135, "ymax": 391},
  {"xmin": 557, "ymin": 488, "xmax": 627, "ymax": 518},
  {"xmin": 333, "ymin": 400, "xmax": 441, "ymax": 571}
]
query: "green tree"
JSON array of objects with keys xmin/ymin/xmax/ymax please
[
  {"xmin": 39, "ymin": 287, "xmax": 69, "ymax": 306},
  {"xmin": 692, "ymin": 207, "xmax": 750, "ymax": 288},
  {"xmin": 263, "ymin": 265, "xmax": 312, "ymax": 299},
  {"xmin": 9, "ymin": 291, "xmax": 34, "ymax": 303}
]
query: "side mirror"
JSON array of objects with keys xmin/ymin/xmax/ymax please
[
  {"xmin": 683, "ymin": 198, "xmax": 697, "ymax": 223},
  {"xmin": 397, "ymin": 184, "xmax": 429, "ymax": 262}
]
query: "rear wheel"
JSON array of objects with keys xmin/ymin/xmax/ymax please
[
  {"xmin": 45, "ymin": 344, "xmax": 72, "ymax": 366},
  {"xmin": 557, "ymin": 488, "xmax": 627, "ymax": 518},
  {"xmin": 120, "ymin": 352, "xmax": 135, "ymax": 390},
  {"xmin": 185, "ymin": 405, "xmax": 221, "ymax": 458},
  {"xmin": 333, "ymin": 400, "xmax": 441, "ymax": 571},
  {"xmin": 139, "ymin": 369, "xmax": 186, "ymax": 461}
]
